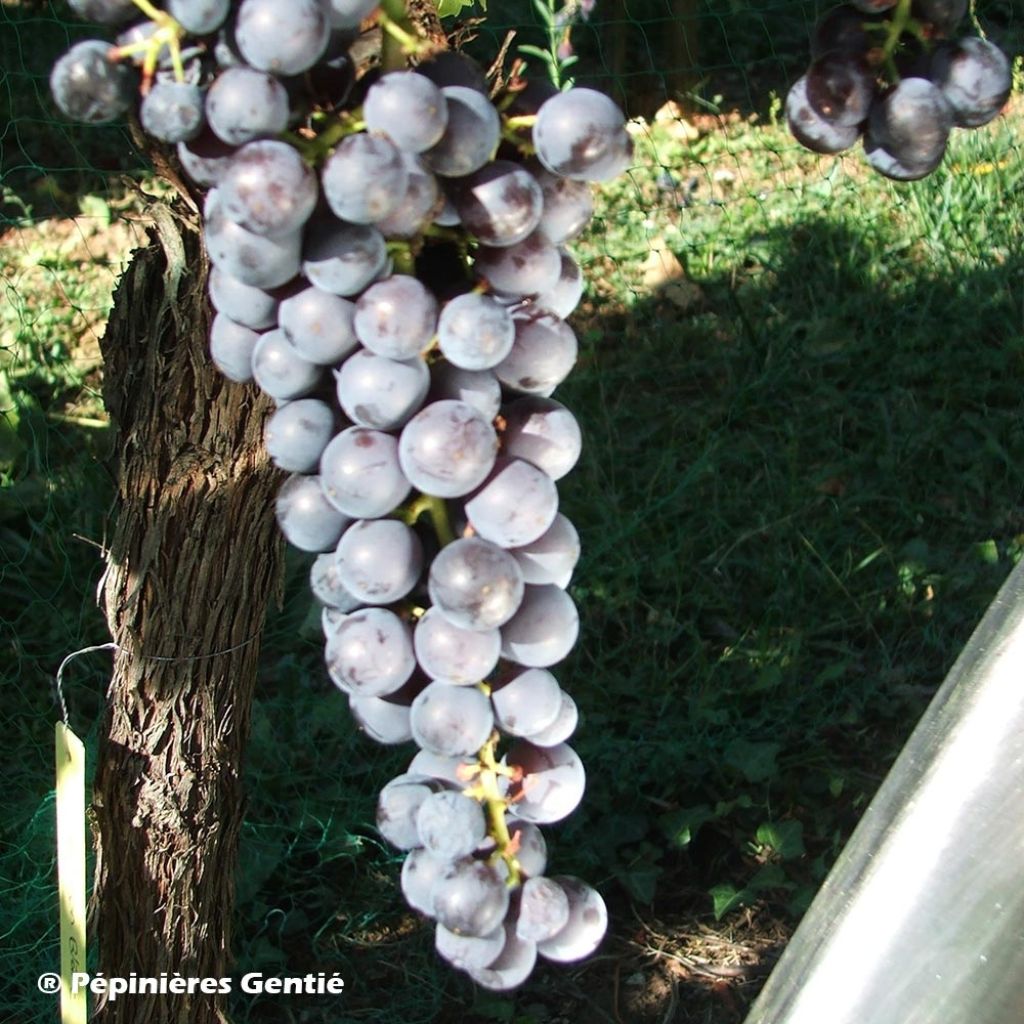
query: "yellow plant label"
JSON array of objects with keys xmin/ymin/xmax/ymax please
[{"xmin": 55, "ymin": 722, "xmax": 87, "ymax": 1024}]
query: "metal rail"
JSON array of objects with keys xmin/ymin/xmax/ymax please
[{"xmin": 744, "ymin": 557, "xmax": 1024, "ymax": 1024}]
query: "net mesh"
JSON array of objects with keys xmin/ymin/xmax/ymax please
[{"xmin": 3, "ymin": 1, "xmax": 1023, "ymax": 1021}]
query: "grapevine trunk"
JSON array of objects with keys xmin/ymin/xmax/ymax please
[{"xmin": 91, "ymin": 201, "xmax": 283, "ymax": 1024}]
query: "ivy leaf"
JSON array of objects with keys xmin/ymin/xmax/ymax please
[
  {"xmin": 709, "ymin": 883, "xmax": 746, "ymax": 920},
  {"xmin": 660, "ymin": 804, "xmax": 716, "ymax": 847},
  {"xmin": 755, "ymin": 820, "xmax": 806, "ymax": 861},
  {"xmin": 724, "ymin": 738, "xmax": 781, "ymax": 783}
]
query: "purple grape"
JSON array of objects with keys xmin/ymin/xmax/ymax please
[
  {"xmin": 534, "ymin": 250, "xmax": 584, "ymax": 319},
  {"xmin": 167, "ymin": 0, "xmax": 231, "ymax": 33},
  {"xmin": 805, "ymin": 53, "xmax": 874, "ymax": 128},
  {"xmin": 516, "ymin": 876, "xmax": 571, "ymax": 943},
  {"xmin": 322, "ymin": 133, "xmax": 409, "ymax": 225},
  {"xmin": 335, "ymin": 349, "xmax": 429, "ymax": 430},
  {"xmin": 177, "ymin": 129, "xmax": 236, "ymax": 188},
  {"xmin": 451, "ymin": 161, "xmax": 544, "ymax": 247},
  {"xmin": 526, "ymin": 690, "xmax": 577, "ymax": 746},
  {"xmin": 364, "ymin": 71, "xmax": 449, "ymax": 153},
  {"xmin": 409, "ymin": 681, "xmax": 495, "ymax": 757},
  {"xmin": 68, "ymin": 0, "xmax": 136, "ymax": 23},
  {"xmin": 349, "ymin": 693, "xmax": 413, "ymax": 745},
  {"xmin": 319, "ymin": 426, "xmax": 411, "ymax": 519},
  {"xmin": 208, "ymin": 268, "xmax": 280, "ymax": 330},
  {"xmin": 140, "ymin": 81, "xmax": 204, "ymax": 143},
  {"xmin": 416, "ymin": 790, "xmax": 487, "ymax": 860},
  {"xmin": 302, "ymin": 219, "xmax": 388, "ymax": 297},
  {"xmin": 431, "ymin": 858, "xmax": 510, "ymax": 937},
  {"xmin": 532, "ymin": 88, "xmax": 633, "ymax": 182},
  {"xmin": 235, "ymin": 0, "xmax": 330, "ymax": 75},
  {"xmin": 532, "ymin": 169, "xmax": 594, "ymax": 244},
  {"xmin": 251, "ymin": 328, "xmax": 321, "ymax": 401},
  {"xmin": 437, "ymin": 292, "xmax": 515, "ymax": 371},
  {"xmin": 401, "ymin": 848, "xmax": 449, "ymax": 915},
  {"xmin": 465, "ymin": 457, "xmax": 558, "ymax": 549},
  {"xmin": 423, "ymin": 86, "xmax": 501, "ymax": 178},
  {"xmin": 376, "ymin": 773, "xmax": 443, "ymax": 849},
  {"xmin": 278, "ymin": 287, "xmax": 358, "ymax": 365},
  {"xmin": 398, "ymin": 400, "xmax": 498, "ymax": 499},
  {"xmin": 501, "ymin": 396, "xmax": 582, "ymax": 481},
  {"xmin": 209, "ymin": 313, "xmax": 259, "ymax": 382},
  {"xmin": 507, "ymin": 741, "xmax": 585, "ymax": 824},
  {"xmin": 413, "ymin": 607, "xmax": 501, "ymax": 685},
  {"xmin": 50, "ymin": 40, "xmax": 134, "ymax": 125},
  {"xmin": 204, "ymin": 189, "xmax": 302, "ymax": 288},
  {"xmin": 275, "ymin": 473, "xmax": 350, "ymax": 553},
  {"xmin": 428, "ymin": 363, "xmax": 502, "ymax": 420},
  {"xmin": 511, "ymin": 514, "xmax": 580, "ymax": 588},
  {"xmin": 436, "ymin": 923, "xmax": 505, "ymax": 970},
  {"xmin": 494, "ymin": 311, "xmax": 577, "ymax": 396},
  {"xmin": 326, "ymin": 608, "xmax": 416, "ymax": 697},
  {"xmin": 786, "ymin": 76, "xmax": 861, "ymax": 155},
  {"xmin": 864, "ymin": 78, "xmax": 952, "ymax": 179},
  {"xmin": 428, "ymin": 537, "xmax": 524, "ymax": 632},
  {"xmin": 205, "ymin": 66, "xmax": 291, "ymax": 146},
  {"xmin": 467, "ymin": 921, "xmax": 538, "ymax": 990},
  {"xmin": 219, "ymin": 139, "xmax": 318, "ymax": 237},
  {"xmin": 354, "ymin": 275, "xmax": 438, "ymax": 360},
  {"xmin": 374, "ymin": 152, "xmax": 442, "ymax": 239},
  {"xmin": 490, "ymin": 667, "xmax": 562, "ymax": 738},
  {"xmin": 263, "ymin": 398, "xmax": 336, "ymax": 472},
  {"xmin": 474, "ymin": 233, "xmax": 562, "ymax": 298},
  {"xmin": 335, "ymin": 518, "xmax": 423, "ymax": 605},
  {"xmin": 500, "ymin": 584, "xmax": 579, "ymax": 668},
  {"xmin": 536, "ymin": 877, "xmax": 607, "ymax": 962},
  {"xmin": 931, "ymin": 37, "xmax": 1011, "ymax": 128}
]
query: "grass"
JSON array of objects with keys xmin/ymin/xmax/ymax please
[{"xmin": 2, "ymin": 10, "xmax": 1023, "ymax": 1023}]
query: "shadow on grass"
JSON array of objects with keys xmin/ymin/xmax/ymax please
[{"xmin": 230, "ymin": 213, "xmax": 1022, "ymax": 1024}]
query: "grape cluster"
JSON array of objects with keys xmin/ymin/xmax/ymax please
[
  {"xmin": 787, "ymin": 0, "xmax": 1012, "ymax": 180},
  {"xmin": 51, "ymin": 0, "xmax": 633, "ymax": 991}
]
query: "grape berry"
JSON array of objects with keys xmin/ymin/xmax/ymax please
[
  {"xmin": 53, "ymin": 0, "xmax": 633, "ymax": 991},
  {"xmin": 788, "ymin": 0, "xmax": 1011, "ymax": 180}
]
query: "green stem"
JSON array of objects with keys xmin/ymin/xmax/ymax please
[
  {"xmin": 397, "ymin": 493, "xmax": 456, "ymax": 547},
  {"xmin": 387, "ymin": 241, "xmax": 416, "ymax": 275},
  {"xmin": 477, "ymin": 732, "xmax": 521, "ymax": 888},
  {"xmin": 284, "ymin": 112, "xmax": 365, "ymax": 165},
  {"xmin": 879, "ymin": 0, "xmax": 926, "ymax": 80},
  {"xmin": 379, "ymin": 0, "xmax": 422, "ymax": 71}
]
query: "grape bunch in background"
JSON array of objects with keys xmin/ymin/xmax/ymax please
[
  {"xmin": 51, "ymin": 0, "xmax": 633, "ymax": 992},
  {"xmin": 787, "ymin": 0, "xmax": 1012, "ymax": 180}
]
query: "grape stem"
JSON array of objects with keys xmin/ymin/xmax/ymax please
[
  {"xmin": 118, "ymin": 0, "xmax": 187, "ymax": 90},
  {"xmin": 379, "ymin": 0, "xmax": 430, "ymax": 71},
  {"xmin": 877, "ymin": 0, "xmax": 927, "ymax": 81},
  {"xmin": 397, "ymin": 493, "xmax": 456, "ymax": 546},
  {"xmin": 387, "ymin": 241, "xmax": 417, "ymax": 275},
  {"xmin": 284, "ymin": 112, "xmax": 366, "ymax": 165},
  {"xmin": 501, "ymin": 114, "xmax": 538, "ymax": 154},
  {"xmin": 476, "ymin": 730, "xmax": 522, "ymax": 888}
]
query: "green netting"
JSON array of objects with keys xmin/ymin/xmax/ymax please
[{"xmin": 3, "ymin": 1, "xmax": 1024, "ymax": 1022}]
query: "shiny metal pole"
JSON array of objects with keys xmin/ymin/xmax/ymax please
[{"xmin": 744, "ymin": 558, "xmax": 1024, "ymax": 1024}]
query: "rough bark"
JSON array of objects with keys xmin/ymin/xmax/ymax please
[{"xmin": 92, "ymin": 199, "xmax": 283, "ymax": 1023}]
